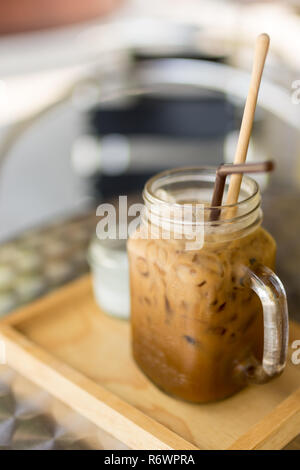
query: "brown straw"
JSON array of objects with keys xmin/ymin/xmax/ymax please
[{"xmin": 210, "ymin": 160, "xmax": 274, "ymax": 222}]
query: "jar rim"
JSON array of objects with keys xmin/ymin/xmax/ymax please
[{"xmin": 144, "ymin": 166, "xmax": 259, "ymax": 209}]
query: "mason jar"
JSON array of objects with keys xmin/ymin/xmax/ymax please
[{"xmin": 127, "ymin": 167, "xmax": 289, "ymax": 403}]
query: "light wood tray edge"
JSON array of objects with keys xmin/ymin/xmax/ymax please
[
  {"xmin": 229, "ymin": 387, "xmax": 300, "ymax": 450},
  {"xmin": 0, "ymin": 276, "xmax": 300, "ymax": 450},
  {"xmin": 0, "ymin": 324, "xmax": 198, "ymax": 451}
]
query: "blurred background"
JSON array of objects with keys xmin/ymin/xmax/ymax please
[{"xmin": 0, "ymin": 0, "xmax": 300, "ymax": 450}]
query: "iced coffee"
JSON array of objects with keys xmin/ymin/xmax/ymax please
[{"xmin": 128, "ymin": 168, "xmax": 288, "ymax": 403}]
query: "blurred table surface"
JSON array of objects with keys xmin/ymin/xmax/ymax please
[{"xmin": 0, "ymin": 184, "xmax": 299, "ymax": 450}]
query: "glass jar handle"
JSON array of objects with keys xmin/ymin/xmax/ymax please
[{"xmin": 240, "ymin": 265, "xmax": 289, "ymax": 384}]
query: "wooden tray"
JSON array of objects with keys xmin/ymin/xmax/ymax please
[{"xmin": 0, "ymin": 276, "xmax": 299, "ymax": 450}]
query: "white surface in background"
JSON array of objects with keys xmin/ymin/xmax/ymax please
[
  {"xmin": 0, "ymin": 107, "xmax": 90, "ymax": 242},
  {"xmin": 0, "ymin": 0, "xmax": 299, "ymax": 126},
  {"xmin": 0, "ymin": 69, "xmax": 82, "ymax": 127},
  {"xmin": 147, "ymin": 0, "xmax": 300, "ymax": 70}
]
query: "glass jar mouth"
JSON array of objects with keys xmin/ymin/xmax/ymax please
[{"xmin": 143, "ymin": 166, "xmax": 260, "ymax": 224}]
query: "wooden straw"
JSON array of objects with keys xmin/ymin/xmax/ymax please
[
  {"xmin": 210, "ymin": 160, "xmax": 274, "ymax": 222},
  {"xmin": 225, "ymin": 33, "xmax": 270, "ymax": 211}
]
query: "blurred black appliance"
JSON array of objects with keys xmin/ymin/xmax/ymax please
[{"xmin": 86, "ymin": 49, "xmax": 235, "ymax": 200}]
